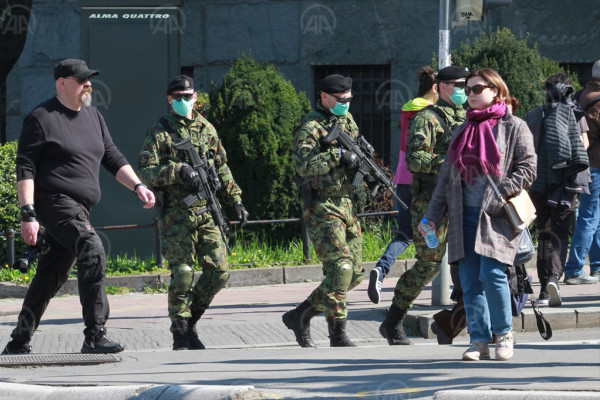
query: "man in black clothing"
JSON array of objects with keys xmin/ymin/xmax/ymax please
[{"xmin": 1, "ymin": 59, "xmax": 155, "ymax": 355}]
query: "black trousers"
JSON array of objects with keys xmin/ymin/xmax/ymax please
[
  {"xmin": 531, "ymin": 191, "xmax": 576, "ymax": 291},
  {"xmin": 11, "ymin": 194, "xmax": 109, "ymax": 344}
]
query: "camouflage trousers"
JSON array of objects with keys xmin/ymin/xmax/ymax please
[
  {"xmin": 160, "ymin": 206, "xmax": 229, "ymax": 321},
  {"xmin": 303, "ymin": 196, "xmax": 364, "ymax": 322},
  {"xmin": 392, "ymin": 177, "xmax": 448, "ymax": 310}
]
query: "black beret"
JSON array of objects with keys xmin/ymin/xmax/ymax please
[
  {"xmin": 437, "ymin": 66, "xmax": 469, "ymax": 81},
  {"xmin": 166, "ymin": 75, "xmax": 194, "ymax": 95},
  {"xmin": 54, "ymin": 59, "xmax": 99, "ymax": 80},
  {"xmin": 319, "ymin": 74, "xmax": 352, "ymax": 94}
]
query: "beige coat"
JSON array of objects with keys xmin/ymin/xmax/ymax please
[{"xmin": 424, "ymin": 113, "xmax": 537, "ymax": 265}]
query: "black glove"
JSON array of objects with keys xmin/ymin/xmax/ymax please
[
  {"xmin": 179, "ymin": 163, "xmax": 200, "ymax": 191},
  {"xmin": 234, "ymin": 202, "xmax": 249, "ymax": 226},
  {"xmin": 340, "ymin": 148, "xmax": 359, "ymax": 169}
]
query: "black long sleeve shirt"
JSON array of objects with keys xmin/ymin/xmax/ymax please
[{"xmin": 16, "ymin": 96, "xmax": 128, "ymax": 209}]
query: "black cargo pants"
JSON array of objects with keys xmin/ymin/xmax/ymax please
[{"xmin": 11, "ymin": 194, "xmax": 109, "ymax": 344}]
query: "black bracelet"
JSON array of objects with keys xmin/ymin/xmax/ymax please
[
  {"xmin": 20, "ymin": 204, "xmax": 37, "ymax": 222},
  {"xmin": 133, "ymin": 183, "xmax": 146, "ymax": 195}
]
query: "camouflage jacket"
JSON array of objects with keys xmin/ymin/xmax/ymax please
[
  {"xmin": 406, "ymin": 99, "xmax": 466, "ymax": 175},
  {"xmin": 137, "ymin": 111, "xmax": 242, "ymax": 209},
  {"xmin": 293, "ymin": 101, "xmax": 360, "ymax": 197}
]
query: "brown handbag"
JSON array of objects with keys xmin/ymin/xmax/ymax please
[{"xmin": 486, "ymin": 175, "xmax": 537, "ymax": 232}]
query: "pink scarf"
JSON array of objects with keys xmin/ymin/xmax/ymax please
[{"xmin": 449, "ymin": 101, "xmax": 506, "ymax": 184}]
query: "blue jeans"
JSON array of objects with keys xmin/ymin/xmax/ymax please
[
  {"xmin": 565, "ymin": 168, "xmax": 600, "ymax": 277},
  {"xmin": 376, "ymin": 184, "xmax": 413, "ymax": 276},
  {"xmin": 459, "ymin": 206, "xmax": 512, "ymax": 342}
]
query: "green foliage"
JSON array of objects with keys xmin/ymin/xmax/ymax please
[
  {"xmin": 207, "ymin": 55, "xmax": 312, "ymax": 237},
  {"xmin": 0, "ymin": 141, "xmax": 22, "ymax": 266},
  {"xmin": 451, "ymin": 28, "xmax": 580, "ymax": 117}
]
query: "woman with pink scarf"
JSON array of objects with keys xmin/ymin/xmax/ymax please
[{"xmin": 421, "ymin": 68, "xmax": 537, "ymax": 361}]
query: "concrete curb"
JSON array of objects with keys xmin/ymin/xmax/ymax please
[
  {"xmin": 433, "ymin": 389, "xmax": 600, "ymax": 400},
  {"xmin": 0, "ymin": 382, "xmax": 263, "ymax": 400}
]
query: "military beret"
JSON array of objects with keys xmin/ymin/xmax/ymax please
[
  {"xmin": 54, "ymin": 59, "xmax": 99, "ymax": 81},
  {"xmin": 166, "ymin": 75, "xmax": 194, "ymax": 95},
  {"xmin": 437, "ymin": 66, "xmax": 469, "ymax": 81},
  {"xmin": 319, "ymin": 74, "xmax": 353, "ymax": 94}
]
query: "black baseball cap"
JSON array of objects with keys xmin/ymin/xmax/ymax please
[
  {"xmin": 167, "ymin": 75, "xmax": 194, "ymax": 95},
  {"xmin": 54, "ymin": 59, "xmax": 99, "ymax": 81},
  {"xmin": 437, "ymin": 66, "xmax": 469, "ymax": 81},
  {"xmin": 319, "ymin": 74, "xmax": 353, "ymax": 94}
]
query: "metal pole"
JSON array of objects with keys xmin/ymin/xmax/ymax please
[
  {"xmin": 154, "ymin": 218, "xmax": 164, "ymax": 267},
  {"xmin": 432, "ymin": 244, "xmax": 452, "ymax": 305},
  {"xmin": 300, "ymin": 217, "xmax": 311, "ymax": 261},
  {"xmin": 6, "ymin": 229, "xmax": 15, "ymax": 268},
  {"xmin": 439, "ymin": 0, "xmax": 451, "ymax": 69}
]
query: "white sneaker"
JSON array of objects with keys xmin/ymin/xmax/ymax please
[
  {"xmin": 547, "ymin": 279, "xmax": 562, "ymax": 307},
  {"xmin": 462, "ymin": 341, "xmax": 490, "ymax": 361},
  {"xmin": 495, "ymin": 332, "xmax": 514, "ymax": 361}
]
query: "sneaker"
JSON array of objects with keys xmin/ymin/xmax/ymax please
[
  {"xmin": 462, "ymin": 341, "xmax": 490, "ymax": 361},
  {"xmin": 495, "ymin": 331, "xmax": 514, "ymax": 361},
  {"xmin": 1, "ymin": 341, "xmax": 32, "ymax": 355},
  {"xmin": 564, "ymin": 274, "xmax": 599, "ymax": 285},
  {"xmin": 81, "ymin": 334, "xmax": 125, "ymax": 354},
  {"xmin": 546, "ymin": 277, "xmax": 562, "ymax": 307},
  {"xmin": 538, "ymin": 292, "xmax": 550, "ymax": 306},
  {"xmin": 368, "ymin": 267, "xmax": 384, "ymax": 304}
]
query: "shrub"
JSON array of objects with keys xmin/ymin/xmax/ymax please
[
  {"xmin": 207, "ymin": 55, "xmax": 312, "ymax": 238},
  {"xmin": 0, "ymin": 141, "xmax": 21, "ymax": 266},
  {"xmin": 451, "ymin": 28, "xmax": 580, "ymax": 117}
]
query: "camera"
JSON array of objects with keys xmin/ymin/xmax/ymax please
[{"xmin": 13, "ymin": 234, "xmax": 50, "ymax": 274}]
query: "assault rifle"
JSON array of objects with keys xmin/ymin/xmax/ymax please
[
  {"xmin": 173, "ymin": 137, "xmax": 231, "ymax": 254},
  {"xmin": 322, "ymin": 117, "xmax": 408, "ymax": 210}
]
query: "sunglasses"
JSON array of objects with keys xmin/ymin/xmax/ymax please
[
  {"xmin": 465, "ymin": 84, "xmax": 496, "ymax": 96},
  {"xmin": 443, "ymin": 81, "xmax": 465, "ymax": 89},
  {"xmin": 66, "ymin": 76, "xmax": 90, "ymax": 85},
  {"xmin": 329, "ymin": 94, "xmax": 353, "ymax": 104},
  {"xmin": 170, "ymin": 93, "xmax": 194, "ymax": 101}
]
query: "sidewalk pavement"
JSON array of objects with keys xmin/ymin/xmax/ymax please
[{"xmin": 0, "ymin": 260, "xmax": 598, "ymax": 399}]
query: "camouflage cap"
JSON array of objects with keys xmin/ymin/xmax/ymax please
[
  {"xmin": 437, "ymin": 66, "xmax": 469, "ymax": 81},
  {"xmin": 166, "ymin": 75, "xmax": 194, "ymax": 95},
  {"xmin": 319, "ymin": 74, "xmax": 352, "ymax": 94}
]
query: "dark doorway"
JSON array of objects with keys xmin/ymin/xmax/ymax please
[{"xmin": 314, "ymin": 65, "xmax": 392, "ymax": 165}]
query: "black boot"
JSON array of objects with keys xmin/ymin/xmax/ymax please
[
  {"xmin": 379, "ymin": 304, "xmax": 412, "ymax": 345},
  {"xmin": 328, "ymin": 319, "xmax": 356, "ymax": 347},
  {"xmin": 187, "ymin": 310, "xmax": 206, "ymax": 350},
  {"xmin": 282, "ymin": 300, "xmax": 321, "ymax": 348},
  {"xmin": 170, "ymin": 319, "xmax": 189, "ymax": 351}
]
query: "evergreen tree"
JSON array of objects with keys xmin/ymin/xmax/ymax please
[{"xmin": 207, "ymin": 55, "xmax": 311, "ymax": 237}]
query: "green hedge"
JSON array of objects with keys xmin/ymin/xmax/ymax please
[{"xmin": 0, "ymin": 141, "xmax": 21, "ymax": 266}]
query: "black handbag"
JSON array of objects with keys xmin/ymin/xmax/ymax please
[{"xmin": 514, "ymin": 227, "xmax": 535, "ymax": 265}]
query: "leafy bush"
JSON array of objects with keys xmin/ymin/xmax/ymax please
[
  {"xmin": 207, "ymin": 55, "xmax": 312, "ymax": 238},
  {"xmin": 0, "ymin": 141, "xmax": 22, "ymax": 267},
  {"xmin": 451, "ymin": 28, "xmax": 580, "ymax": 117}
]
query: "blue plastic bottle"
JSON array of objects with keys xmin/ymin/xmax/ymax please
[{"xmin": 421, "ymin": 218, "xmax": 439, "ymax": 249}]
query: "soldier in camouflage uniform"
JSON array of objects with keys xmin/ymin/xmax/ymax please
[
  {"xmin": 379, "ymin": 66, "xmax": 469, "ymax": 345},
  {"xmin": 283, "ymin": 74, "xmax": 364, "ymax": 347},
  {"xmin": 137, "ymin": 76, "xmax": 249, "ymax": 351}
]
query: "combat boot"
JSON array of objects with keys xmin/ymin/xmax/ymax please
[
  {"xmin": 328, "ymin": 319, "xmax": 356, "ymax": 347},
  {"xmin": 379, "ymin": 304, "xmax": 412, "ymax": 345},
  {"xmin": 187, "ymin": 309, "xmax": 206, "ymax": 350},
  {"xmin": 170, "ymin": 319, "xmax": 189, "ymax": 351},
  {"xmin": 282, "ymin": 300, "xmax": 321, "ymax": 348}
]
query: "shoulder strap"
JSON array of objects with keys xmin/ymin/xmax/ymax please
[
  {"xmin": 159, "ymin": 117, "xmax": 182, "ymax": 143},
  {"xmin": 424, "ymin": 105, "xmax": 452, "ymax": 136},
  {"xmin": 485, "ymin": 174, "xmax": 506, "ymax": 203},
  {"xmin": 583, "ymin": 95, "xmax": 600, "ymax": 112}
]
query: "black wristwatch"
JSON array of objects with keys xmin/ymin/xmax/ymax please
[{"xmin": 133, "ymin": 183, "xmax": 146, "ymax": 195}]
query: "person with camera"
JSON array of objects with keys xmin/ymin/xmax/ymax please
[
  {"xmin": 137, "ymin": 75, "xmax": 249, "ymax": 351},
  {"xmin": 2, "ymin": 59, "xmax": 155, "ymax": 355}
]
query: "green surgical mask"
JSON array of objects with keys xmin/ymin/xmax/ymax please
[
  {"xmin": 450, "ymin": 88, "xmax": 467, "ymax": 106},
  {"xmin": 172, "ymin": 98, "xmax": 194, "ymax": 116},
  {"xmin": 331, "ymin": 101, "xmax": 350, "ymax": 116}
]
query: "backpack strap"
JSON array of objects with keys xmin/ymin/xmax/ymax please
[
  {"xmin": 159, "ymin": 117, "xmax": 183, "ymax": 144},
  {"xmin": 424, "ymin": 105, "xmax": 452, "ymax": 136}
]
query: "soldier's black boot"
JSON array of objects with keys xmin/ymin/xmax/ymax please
[
  {"xmin": 282, "ymin": 300, "xmax": 321, "ymax": 348},
  {"xmin": 328, "ymin": 319, "xmax": 356, "ymax": 347},
  {"xmin": 379, "ymin": 304, "xmax": 413, "ymax": 345},
  {"xmin": 170, "ymin": 319, "xmax": 189, "ymax": 351},
  {"xmin": 187, "ymin": 310, "xmax": 206, "ymax": 350}
]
